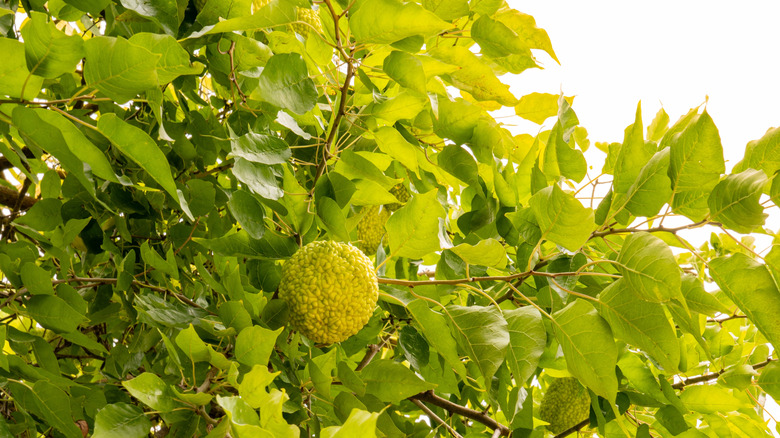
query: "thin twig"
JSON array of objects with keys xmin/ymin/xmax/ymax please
[
  {"xmin": 411, "ymin": 398, "xmax": 464, "ymax": 438},
  {"xmin": 410, "ymin": 391, "xmax": 510, "ymax": 436}
]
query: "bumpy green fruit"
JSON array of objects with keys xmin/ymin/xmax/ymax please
[
  {"xmin": 291, "ymin": 8, "xmax": 323, "ymax": 38},
  {"xmin": 356, "ymin": 205, "xmax": 390, "ymax": 255},
  {"xmin": 252, "ymin": 0, "xmax": 271, "ymax": 11},
  {"xmin": 539, "ymin": 377, "xmax": 591, "ymax": 434},
  {"xmin": 279, "ymin": 241, "xmax": 378, "ymax": 344},
  {"xmin": 386, "ymin": 184, "xmax": 410, "ymax": 212}
]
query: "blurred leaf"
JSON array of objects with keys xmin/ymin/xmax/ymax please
[{"xmin": 679, "ymin": 386, "xmax": 748, "ymax": 414}]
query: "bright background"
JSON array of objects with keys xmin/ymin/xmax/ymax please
[{"xmin": 503, "ymin": 0, "xmax": 780, "ymax": 433}]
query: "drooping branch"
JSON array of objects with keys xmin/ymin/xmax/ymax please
[
  {"xmin": 410, "ymin": 398, "xmax": 464, "ymax": 438},
  {"xmin": 409, "ymin": 390, "xmax": 510, "ymax": 436}
]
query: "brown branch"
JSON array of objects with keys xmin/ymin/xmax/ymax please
[
  {"xmin": 411, "ymin": 398, "xmax": 464, "ymax": 438},
  {"xmin": 312, "ymin": 0, "xmax": 356, "ymax": 186},
  {"xmin": 409, "ymin": 390, "xmax": 510, "ymax": 436},
  {"xmin": 0, "ymin": 185, "xmax": 36, "ymax": 210},
  {"xmin": 554, "ymin": 358, "xmax": 775, "ymax": 438}
]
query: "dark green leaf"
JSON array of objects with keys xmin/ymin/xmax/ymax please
[
  {"xmin": 26, "ymin": 294, "xmax": 86, "ymax": 333},
  {"xmin": 256, "ymin": 53, "xmax": 317, "ymax": 115},
  {"xmin": 228, "ymin": 190, "xmax": 266, "ymax": 240},
  {"xmin": 359, "ymin": 359, "xmax": 436, "ymax": 403},
  {"xmin": 93, "ymin": 403, "xmax": 152, "ymax": 438}
]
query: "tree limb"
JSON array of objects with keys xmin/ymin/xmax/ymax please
[
  {"xmin": 411, "ymin": 398, "xmax": 464, "ymax": 438},
  {"xmin": 409, "ymin": 390, "xmax": 510, "ymax": 436}
]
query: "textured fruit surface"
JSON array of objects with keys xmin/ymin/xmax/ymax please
[
  {"xmin": 252, "ymin": 0, "xmax": 271, "ymax": 11},
  {"xmin": 291, "ymin": 8, "xmax": 323, "ymax": 38},
  {"xmin": 386, "ymin": 184, "xmax": 410, "ymax": 212},
  {"xmin": 356, "ymin": 205, "xmax": 390, "ymax": 255},
  {"xmin": 279, "ymin": 241, "xmax": 378, "ymax": 344},
  {"xmin": 539, "ymin": 377, "xmax": 591, "ymax": 434}
]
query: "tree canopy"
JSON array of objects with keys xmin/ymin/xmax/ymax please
[{"xmin": 0, "ymin": 0, "xmax": 779, "ymax": 437}]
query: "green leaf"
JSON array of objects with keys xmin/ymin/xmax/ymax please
[
  {"xmin": 128, "ymin": 33, "xmax": 203, "ymax": 83},
  {"xmin": 385, "ymin": 190, "xmax": 447, "ymax": 259},
  {"xmin": 93, "ymin": 403, "xmax": 152, "ymax": 438},
  {"xmin": 316, "ymin": 197, "xmax": 349, "ymax": 243},
  {"xmin": 373, "ymin": 127, "xmax": 420, "ymax": 173},
  {"xmin": 406, "ymin": 299, "xmax": 466, "ymax": 376},
  {"xmin": 437, "ymin": 144, "xmax": 479, "ymax": 186},
  {"xmin": 232, "ymin": 159, "xmax": 284, "ymax": 200},
  {"xmin": 230, "ymin": 132, "xmax": 291, "ymax": 165},
  {"xmin": 29, "ymin": 108, "xmax": 119, "ymax": 183},
  {"xmin": 14, "ymin": 198, "xmax": 62, "ymax": 232},
  {"xmin": 504, "ymin": 307, "xmax": 545, "ymax": 384},
  {"xmin": 84, "ymin": 36, "xmax": 160, "ymax": 103},
  {"xmin": 647, "ymin": 107, "xmax": 670, "ymax": 142},
  {"xmin": 598, "ymin": 279, "xmax": 679, "ymax": 372},
  {"xmin": 239, "ymin": 365, "xmax": 280, "ymax": 408},
  {"xmin": 228, "ymin": 190, "xmax": 266, "ymax": 240},
  {"xmin": 471, "ymin": 15, "xmax": 527, "ymax": 58},
  {"xmin": 256, "ymin": 53, "xmax": 317, "ymax": 115},
  {"xmin": 668, "ymin": 111, "xmax": 725, "ymax": 221},
  {"xmin": 450, "ymin": 238, "xmax": 507, "ymax": 268},
  {"xmin": 21, "ymin": 11, "xmax": 84, "ymax": 78},
  {"xmin": 350, "ymin": 0, "xmax": 449, "ymax": 44},
  {"xmin": 617, "ymin": 354, "xmax": 666, "ymax": 404},
  {"xmin": 321, "ymin": 409, "xmax": 380, "ymax": 438},
  {"xmin": 359, "ymin": 359, "xmax": 436, "ymax": 403},
  {"xmin": 20, "ymin": 263, "xmax": 54, "ymax": 295},
  {"xmin": 680, "ymin": 274, "xmax": 728, "ymax": 316},
  {"xmin": 613, "ymin": 103, "xmax": 653, "ymax": 194},
  {"xmin": 553, "ymin": 299, "xmax": 618, "ymax": 402},
  {"xmin": 98, "ymin": 113, "xmax": 192, "ymax": 219},
  {"xmin": 736, "ymin": 126, "xmax": 780, "ymax": 176},
  {"xmin": 26, "ymin": 294, "xmax": 86, "ymax": 333},
  {"xmin": 430, "ymin": 46, "xmax": 517, "ymax": 105},
  {"xmin": 529, "ymin": 185, "xmax": 595, "ymax": 252},
  {"xmin": 0, "ymin": 38, "xmax": 44, "ymax": 99},
  {"xmin": 383, "ymin": 51, "xmax": 426, "ymax": 94},
  {"xmin": 707, "ymin": 168, "xmax": 768, "ymax": 233},
  {"xmin": 447, "ymin": 305, "xmax": 509, "ymax": 382},
  {"xmin": 679, "ymin": 386, "xmax": 748, "ymax": 414},
  {"xmin": 122, "ymin": 372, "xmax": 183, "ymax": 412},
  {"xmin": 421, "ymin": 0, "xmax": 469, "ymax": 20},
  {"xmin": 234, "ymin": 326, "xmax": 283, "ymax": 367},
  {"xmin": 26, "ymin": 381, "xmax": 82, "ymax": 438},
  {"xmin": 757, "ymin": 361, "xmax": 780, "ymax": 400},
  {"xmin": 615, "ymin": 232, "xmax": 682, "ymax": 303},
  {"xmin": 216, "ymin": 395, "xmax": 261, "ymax": 427},
  {"xmin": 433, "ymin": 97, "xmax": 483, "ymax": 144},
  {"xmin": 372, "ymin": 91, "xmax": 427, "ymax": 125},
  {"xmin": 119, "ymin": 0, "xmax": 180, "ymax": 36},
  {"xmin": 175, "ymin": 324, "xmax": 210, "ymax": 363},
  {"xmin": 709, "ymin": 254, "xmax": 780, "ymax": 350},
  {"xmin": 494, "ymin": 9, "xmax": 559, "ymax": 64},
  {"xmin": 623, "ymin": 148, "xmax": 672, "ymax": 217},
  {"xmin": 514, "ymin": 93, "xmax": 567, "ymax": 125},
  {"xmin": 13, "ymin": 107, "xmax": 98, "ymax": 198}
]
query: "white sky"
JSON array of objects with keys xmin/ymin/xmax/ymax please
[{"xmin": 502, "ymin": 0, "xmax": 780, "ymax": 433}]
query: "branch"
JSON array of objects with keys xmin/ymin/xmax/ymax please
[
  {"xmin": 312, "ymin": 0, "xmax": 356, "ymax": 186},
  {"xmin": 590, "ymin": 219, "xmax": 716, "ymax": 239},
  {"xmin": 378, "ymin": 267, "xmax": 594, "ymax": 288},
  {"xmin": 409, "ymin": 391, "xmax": 510, "ymax": 436},
  {"xmin": 554, "ymin": 358, "xmax": 775, "ymax": 438},
  {"xmin": 411, "ymin": 398, "xmax": 464, "ymax": 438},
  {"xmin": 0, "ymin": 184, "xmax": 36, "ymax": 210}
]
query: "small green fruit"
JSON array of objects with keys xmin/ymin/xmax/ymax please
[
  {"xmin": 356, "ymin": 205, "xmax": 390, "ymax": 255},
  {"xmin": 386, "ymin": 184, "xmax": 410, "ymax": 212},
  {"xmin": 539, "ymin": 377, "xmax": 591, "ymax": 434},
  {"xmin": 279, "ymin": 241, "xmax": 378, "ymax": 344},
  {"xmin": 291, "ymin": 7, "xmax": 323, "ymax": 38}
]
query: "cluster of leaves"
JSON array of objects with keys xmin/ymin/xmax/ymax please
[{"xmin": 1, "ymin": 0, "xmax": 780, "ymax": 437}]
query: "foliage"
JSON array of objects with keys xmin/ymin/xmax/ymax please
[{"xmin": 0, "ymin": 0, "xmax": 778, "ymax": 437}]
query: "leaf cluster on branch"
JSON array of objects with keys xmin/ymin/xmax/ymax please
[{"xmin": 0, "ymin": 0, "xmax": 779, "ymax": 437}]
